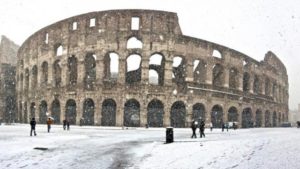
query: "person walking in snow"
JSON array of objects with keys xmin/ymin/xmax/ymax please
[
  {"xmin": 66, "ymin": 120, "xmax": 70, "ymax": 130},
  {"xmin": 199, "ymin": 120, "xmax": 205, "ymax": 138},
  {"xmin": 47, "ymin": 118, "xmax": 52, "ymax": 133},
  {"xmin": 221, "ymin": 122, "xmax": 225, "ymax": 132},
  {"xmin": 63, "ymin": 119, "xmax": 67, "ymax": 130},
  {"xmin": 191, "ymin": 120, "xmax": 197, "ymax": 138},
  {"xmin": 30, "ymin": 117, "xmax": 37, "ymax": 136}
]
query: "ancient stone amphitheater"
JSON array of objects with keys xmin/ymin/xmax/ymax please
[{"xmin": 16, "ymin": 10, "xmax": 289, "ymax": 128}]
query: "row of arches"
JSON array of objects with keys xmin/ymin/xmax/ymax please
[
  {"xmin": 21, "ymin": 98, "xmax": 286, "ymax": 128},
  {"xmin": 19, "ymin": 52, "xmax": 287, "ymax": 103}
]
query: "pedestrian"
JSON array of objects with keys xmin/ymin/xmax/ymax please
[
  {"xmin": 30, "ymin": 117, "xmax": 37, "ymax": 136},
  {"xmin": 226, "ymin": 122, "xmax": 229, "ymax": 132},
  {"xmin": 66, "ymin": 120, "xmax": 70, "ymax": 130},
  {"xmin": 63, "ymin": 119, "xmax": 67, "ymax": 130},
  {"xmin": 47, "ymin": 118, "xmax": 52, "ymax": 133},
  {"xmin": 209, "ymin": 122, "xmax": 213, "ymax": 132},
  {"xmin": 221, "ymin": 122, "xmax": 225, "ymax": 132},
  {"xmin": 199, "ymin": 120, "xmax": 205, "ymax": 138},
  {"xmin": 191, "ymin": 120, "xmax": 197, "ymax": 138}
]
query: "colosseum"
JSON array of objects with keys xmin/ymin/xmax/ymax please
[{"xmin": 16, "ymin": 9, "xmax": 289, "ymax": 128}]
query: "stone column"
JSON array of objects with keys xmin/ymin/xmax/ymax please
[
  {"xmin": 77, "ymin": 59, "xmax": 85, "ymax": 88},
  {"xmin": 118, "ymin": 53, "xmax": 126, "ymax": 85},
  {"xmin": 61, "ymin": 60, "xmax": 67, "ymax": 87},
  {"xmin": 185, "ymin": 57, "xmax": 194, "ymax": 83},
  {"xmin": 238, "ymin": 72, "xmax": 243, "ymax": 91},
  {"xmin": 205, "ymin": 62, "xmax": 213, "ymax": 85},
  {"xmin": 223, "ymin": 67, "xmax": 229, "ymax": 88},
  {"xmin": 48, "ymin": 60, "xmax": 53, "ymax": 88},
  {"xmin": 96, "ymin": 51, "xmax": 104, "ymax": 85},
  {"xmin": 141, "ymin": 51, "xmax": 149, "ymax": 85},
  {"xmin": 164, "ymin": 58, "xmax": 173, "ymax": 87},
  {"xmin": 249, "ymin": 75, "xmax": 254, "ymax": 93}
]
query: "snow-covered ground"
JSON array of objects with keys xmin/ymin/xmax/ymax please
[{"xmin": 1, "ymin": 124, "xmax": 300, "ymax": 169}]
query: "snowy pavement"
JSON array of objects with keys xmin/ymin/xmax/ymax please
[{"xmin": 1, "ymin": 124, "xmax": 300, "ymax": 169}]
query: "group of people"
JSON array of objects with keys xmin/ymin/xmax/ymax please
[
  {"xmin": 191, "ymin": 119, "xmax": 206, "ymax": 138},
  {"xmin": 29, "ymin": 117, "xmax": 71, "ymax": 136}
]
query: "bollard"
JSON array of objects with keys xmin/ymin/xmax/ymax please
[{"xmin": 166, "ymin": 127, "xmax": 174, "ymax": 143}]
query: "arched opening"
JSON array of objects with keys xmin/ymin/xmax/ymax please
[
  {"xmin": 124, "ymin": 99, "xmax": 140, "ymax": 127},
  {"xmin": 68, "ymin": 55, "xmax": 77, "ymax": 87},
  {"xmin": 127, "ymin": 37, "xmax": 143, "ymax": 49},
  {"xmin": 31, "ymin": 65, "xmax": 37, "ymax": 89},
  {"xmin": 170, "ymin": 101, "xmax": 186, "ymax": 128},
  {"xmin": 253, "ymin": 75, "xmax": 260, "ymax": 94},
  {"xmin": 172, "ymin": 56, "xmax": 186, "ymax": 85},
  {"xmin": 84, "ymin": 53, "xmax": 96, "ymax": 90},
  {"xmin": 55, "ymin": 44, "xmax": 63, "ymax": 56},
  {"xmin": 255, "ymin": 109, "xmax": 263, "ymax": 127},
  {"xmin": 242, "ymin": 108, "xmax": 253, "ymax": 128},
  {"xmin": 265, "ymin": 78, "xmax": 270, "ymax": 96},
  {"xmin": 228, "ymin": 106, "xmax": 238, "ymax": 122},
  {"xmin": 149, "ymin": 53, "xmax": 165, "ymax": 86},
  {"xmin": 265, "ymin": 110, "xmax": 271, "ymax": 127},
  {"xmin": 272, "ymin": 111, "xmax": 277, "ymax": 127},
  {"xmin": 126, "ymin": 54, "xmax": 142, "ymax": 84},
  {"xmin": 212, "ymin": 49, "xmax": 222, "ymax": 58},
  {"xmin": 65, "ymin": 99, "xmax": 76, "ymax": 125},
  {"xmin": 4, "ymin": 97, "xmax": 16, "ymax": 123},
  {"xmin": 82, "ymin": 99, "xmax": 94, "ymax": 125},
  {"xmin": 104, "ymin": 52, "xmax": 119, "ymax": 79},
  {"xmin": 193, "ymin": 59, "xmax": 207, "ymax": 83},
  {"xmin": 211, "ymin": 105, "xmax": 223, "ymax": 128},
  {"xmin": 53, "ymin": 60, "xmax": 61, "ymax": 87},
  {"xmin": 192, "ymin": 103, "xmax": 205, "ymax": 122},
  {"xmin": 51, "ymin": 99, "xmax": 61, "ymax": 124},
  {"xmin": 41, "ymin": 62, "xmax": 48, "ymax": 85},
  {"xmin": 101, "ymin": 99, "xmax": 116, "ymax": 126},
  {"xmin": 243, "ymin": 72, "xmax": 250, "ymax": 92},
  {"xmin": 229, "ymin": 68, "xmax": 239, "ymax": 89},
  {"xmin": 39, "ymin": 101, "xmax": 48, "ymax": 124},
  {"xmin": 30, "ymin": 102, "xmax": 36, "ymax": 118},
  {"xmin": 25, "ymin": 69, "xmax": 29, "ymax": 92},
  {"xmin": 147, "ymin": 99, "xmax": 164, "ymax": 127},
  {"xmin": 212, "ymin": 64, "xmax": 224, "ymax": 87}
]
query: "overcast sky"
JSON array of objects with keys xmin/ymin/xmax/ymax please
[{"xmin": 0, "ymin": 0, "xmax": 299, "ymax": 110}]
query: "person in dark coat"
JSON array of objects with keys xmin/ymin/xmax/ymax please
[
  {"xmin": 199, "ymin": 120, "xmax": 205, "ymax": 138},
  {"xmin": 221, "ymin": 122, "xmax": 225, "ymax": 132},
  {"xmin": 191, "ymin": 120, "xmax": 197, "ymax": 138},
  {"xmin": 66, "ymin": 120, "xmax": 70, "ymax": 130},
  {"xmin": 63, "ymin": 119, "xmax": 67, "ymax": 130},
  {"xmin": 47, "ymin": 118, "xmax": 52, "ymax": 133},
  {"xmin": 30, "ymin": 118, "xmax": 37, "ymax": 136}
]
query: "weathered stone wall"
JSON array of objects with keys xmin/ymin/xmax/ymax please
[{"xmin": 16, "ymin": 10, "xmax": 289, "ymax": 128}]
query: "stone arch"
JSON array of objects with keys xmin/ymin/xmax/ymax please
[
  {"xmin": 39, "ymin": 100, "xmax": 48, "ymax": 124},
  {"xmin": 127, "ymin": 36, "xmax": 143, "ymax": 49},
  {"xmin": 147, "ymin": 99, "xmax": 164, "ymax": 127},
  {"xmin": 193, "ymin": 59, "xmax": 207, "ymax": 83},
  {"xmin": 228, "ymin": 106, "xmax": 238, "ymax": 122},
  {"xmin": 212, "ymin": 49, "xmax": 222, "ymax": 58},
  {"xmin": 126, "ymin": 54, "xmax": 142, "ymax": 84},
  {"xmin": 65, "ymin": 99, "xmax": 77, "ymax": 125},
  {"xmin": 212, "ymin": 64, "xmax": 224, "ymax": 87},
  {"xmin": 170, "ymin": 101, "xmax": 186, "ymax": 128},
  {"xmin": 30, "ymin": 102, "xmax": 36, "ymax": 118},
  {"xmin": 243, "ymin": 72, "xmax": 250, "ymax": 92},
  {"xmin": 53, "ymin": 60, "xmax": 61, "ymax": 87},
  {"xmin": 253, "ymin": 75, "xmax": 260, "ymax": 94},
  {"xmin": 272, "ymin": 111, "xmax": 277, "ymax": 127},
  {"xmin": 124, "ymin": 99, "xmax": 140, "ymax": 127},
  {"xmin": 54, "ymin": 43, "xmax": 63, "ymax": 56},
  {"xmin": 242, "ymin": 107, "xmax": 253, "ymax": 128},
  {"xmin": 172, "ymin": 56, "xmax": 186, "ymax": 85},
  {"xmin": 192, "ymin": 103, "xmax": 205, "ymax": 122},
  {"xmin": 41, "ymin": 62, "xmax": 48, "ymax": 85},
  {"xmin": 84, "ymin": 53, "xmax": 96, "ymax": 90},
  {"xmin": 51, "ymin": 99, "xmax": 61, "ymax": 124},
  {"xmin": 104, "ymin": 52, "xmax": 119, "ymax": 79},
  {"xmin": 255, "ymin": 109, "xmax": 263, "ymax": 127},
  {"xmin": 25, "ymin": 68, "xmax": 29, "ymax": 92},
  {"xmin": 68, "ymin": 55, "xmax": 78, "ymax": 86},
  {"xmin": 82, "ymin": 98, "xmax": 95, "ymax": 125},
  {"xmin": 4, "ymin": 96, "xmax": 16, "ymax": 123},
  {"xmin": 265, "ymin": 110, "xmax": 271, "ymax": 127},
  {"xmin": 31, "ymin": 65, "xmax": 38, "ymax": 89},
  {"xmin": 101, "ymin": 99, "xmax": 117, "ymax": 126},
  {"xmin": 149, "ymin": 53, "xmax": 165, "ymax": 86},
  {"xmin": 229, "ymin": 67, "xmax": 239, "ymax": 89},
  {"xmin": 211, "ymin": 105, "xmax": 223, "ymax": 128}
]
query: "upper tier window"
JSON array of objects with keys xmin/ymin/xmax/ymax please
[
  {"xmin": 90, "ymin": 18, "xmax": 96, "ymax": 27},
  {"xmin": 131, "ymin": 17, "xmax": 140, "ymax": 30}
]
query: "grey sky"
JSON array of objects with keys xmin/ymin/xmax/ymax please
[{"xmin": 1, "ymin": 0, "xmax": 299, "ymax": 109}]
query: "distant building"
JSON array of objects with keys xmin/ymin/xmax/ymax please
[{"xmin": 0, "ymin": 35, "xmax": 19, "ymax": 123}]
